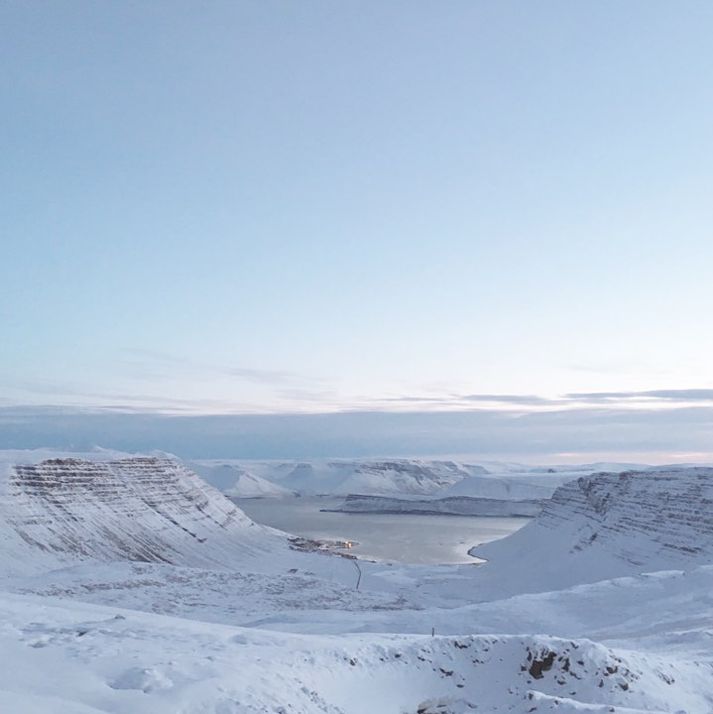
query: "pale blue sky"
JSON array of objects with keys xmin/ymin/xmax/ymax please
[{"xmin": 3, "ymin": 1, "xmax": 713, "ymax": 450}]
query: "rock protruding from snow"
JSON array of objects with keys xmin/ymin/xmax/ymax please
[
  {"xmin": 474, "ymin": 467, "xmax": 713, "ymax": 595},
  {"xmin": 0, "ymin": 455, "xmax": 280, "ymax": 576}
]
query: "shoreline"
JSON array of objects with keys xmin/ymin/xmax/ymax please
[{"xmin": 239, "ymin": 495, "xmax": 529, "ymax": 566}]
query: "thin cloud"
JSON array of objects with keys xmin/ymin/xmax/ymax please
[
  {"xmin": 3, "ymin": 404, "xmax": 713, "ymax": 462},
  {"xmin": 224, "ymin": 366, "xmax": 295, "ymax": 384},
  {"xmin": 460, "ymin": 393, "xmax": 557, "ymax": 405},
  {"xmin": 9, "ymin": 375, "xmax": 713, "ymax": 418},
  {"xmin": 372, "ymin": 393, "xmax": 564, "ymax": 409},
  {"xmin": 3, "ymin": 378, "xmax": 275, "ymax": 414},
  {"xmin": 565, "ymin": 389, "xmax": 713, "ymax": 402},
  {"xmin": 378, "ymin": 396, "xmax": 457, "ymax": 403},
  {"xmin": 363, "ymin": 389, "xmax": 713, "ymax": 412},
  {"xmin": 120, "ymin": 348, "xmax": 302, "ymax": 385}
]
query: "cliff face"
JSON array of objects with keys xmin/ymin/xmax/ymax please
[
  {"xmin": 539, "ymin": 468, "xmax": 713, "ymax": 564},
  {"xmin": 474, "ymin": 468, "xmax": 713, "ymax": 596},
  {"xmin": 0, "ymin": 455, "xmax": 279, "ymax": 576}
]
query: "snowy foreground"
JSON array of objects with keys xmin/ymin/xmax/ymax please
[{"xmin": 1, "ymin": 450, "xmax": 712, "ymax": 713}]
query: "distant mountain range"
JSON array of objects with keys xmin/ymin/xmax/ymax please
[
  {"xmin": 191, "ymin": 457, "xmax": 592, "ymax": 500},
  {"xmin": 191, "ymin": 457, "xmax": 680, "ymax": 517}
]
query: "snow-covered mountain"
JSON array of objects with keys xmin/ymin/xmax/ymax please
[
  {"xmin": 438, "ymin": 472, "xmax": 555, "ymax": 500},
  {"xmin": 474, "ymin": 467, "xmax": 713, "ymax": 596},
  {"xmin": 195, "ymin": 458, "xmax": 682, "ymax": 503},
  {"xmin": 196, "ymin": 458, "xmax": 575, "ymax": 500},
  {"xmin": 0, "ymin": 451, "xmax": 282, "ymax": 576},
  {"xmin": 261, "ymin": 459, "xmax": 488, "ymax": 496},
  {"xmin": 190, "ymin": 460, "xmax": 296, "ymax": 498}
]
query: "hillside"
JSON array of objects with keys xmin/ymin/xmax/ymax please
[
  {"xmin": 0, "ymin": 452, "xmax": 283, "ymax": 577},
  {"xmin": 190, "ymin": 461, "xmax": 295, "ymax": 498},
  {"xmin": 474, "ymin": 467, "xmax": 713, "ymax": 596}
]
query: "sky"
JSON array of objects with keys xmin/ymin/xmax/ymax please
[{"xmin": 2, "ymin": 2, "xmax": 713, "ymax": 459}]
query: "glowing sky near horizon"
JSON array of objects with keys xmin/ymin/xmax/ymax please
[{"xmin": 3, "ymin": 1, "xmax": 713, "ymax": 416}]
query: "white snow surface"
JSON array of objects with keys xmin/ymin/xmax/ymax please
[{"xmin": 1, "ymin": 449, "xmax": 712, "ymax": 713}]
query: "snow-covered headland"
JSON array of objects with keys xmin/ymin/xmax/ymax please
[{"xmin": 0, "ymin": 449, "xmax": 712, "ymax": 712}]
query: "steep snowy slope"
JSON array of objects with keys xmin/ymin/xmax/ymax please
[
  {"xmin": 0, "ymin": 452, "xmax": 283, "ymax": 576},
  {"xmin": 474, "ymin": 467, "xmax": 713, "ymax": 596}
]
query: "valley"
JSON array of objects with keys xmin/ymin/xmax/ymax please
[
  {"xmin": 0, "ymin": 450, "xmax": 711, "ymax": 713},
  {"xmin": 238, "ymin": 495, "xmax": 530, "ymax": 564}
]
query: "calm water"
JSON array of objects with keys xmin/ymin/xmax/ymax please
[{"xmin": 238, "ymin": 496, "xmax": 530, "ymax": 564}]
